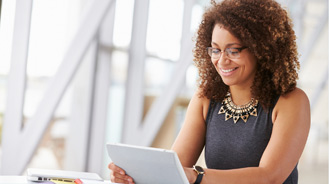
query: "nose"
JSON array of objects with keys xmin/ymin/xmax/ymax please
[{"xmin": 213, "ymin": 51, "xmax": 229, "ymax": 65}]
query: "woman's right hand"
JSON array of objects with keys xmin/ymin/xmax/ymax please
[{"xmin": 108, "ymin": 162, "xmax": 135, "ymax": 184}]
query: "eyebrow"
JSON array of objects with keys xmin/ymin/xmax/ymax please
[{"xmin": 211, "ymin": 42, "xmax": 242, "ymax": 48}]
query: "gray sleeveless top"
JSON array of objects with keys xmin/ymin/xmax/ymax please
[{"xmin": 205, "ymin": 98, "xmax": 298, "ymax": 184}]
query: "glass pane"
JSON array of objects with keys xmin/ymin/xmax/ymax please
[
  {"xmin": 146, "ymin": 0, "xmax": 184, "ymax": 61},
  {"xmin": 25, "ymin": 0, "xmax": 79, "ymax": 118},
  {"xmin": 144, "ymin": 57, "xmax": 174, "ymax": 94},
  {"xmin": 113, "ymin": 0, "xmax": 134, "ymax": 48},
  {"xmin": 23, "ymin": 0, "xmax": 87, "ymax": 171},
  {"xmin": 190, "ymin": 4, "xmax": 203, "ymax": 32}
]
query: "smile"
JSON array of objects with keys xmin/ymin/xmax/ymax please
[{"xmin": 221, "ymin": 67, "xmax": 238, "ymax": 73}]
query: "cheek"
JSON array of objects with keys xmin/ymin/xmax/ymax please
[
  {"xmin": 246, "ymin": 56, "xmax": 257, "ymax": 72},
  {"xmin": 211, "ymin": 59, "xmax": 217, "ymax": 66},
  {"xmin": 251, "ymin": 60, "xmax": 258, "ymax": 72},
  {"xmin": 212, "ymin": 60, "xmax": 220, "ymax": 72}
]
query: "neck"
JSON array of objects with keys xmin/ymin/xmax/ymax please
[{"xmin": 229, "ymin": 86, "xmax": 252, "ymax": 106}]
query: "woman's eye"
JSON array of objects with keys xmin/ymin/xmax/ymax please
[
  {"xmin": 212, "ymin": 49, "xmax": 220, "ymax": 53},
  {"xmin": 227, "ymin": 48, "xmax": 239, "ymax": 56}
]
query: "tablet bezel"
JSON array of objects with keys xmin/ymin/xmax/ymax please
[{"xmin": 106, "ymin": 143, "xmax": 189, "ymax": 184}]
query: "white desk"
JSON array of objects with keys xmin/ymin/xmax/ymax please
[
  {"xmin": 0, "ymin": 176, "xmax": 31, "ymax": 184},
  {"xmin": 0, "ymin": 176, "xmax": 114, "ymax": 184}
]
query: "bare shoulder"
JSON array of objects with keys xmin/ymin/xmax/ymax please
[
  {"xmin": 273, "ymin": 87, "xmax": 310, "ymax": 124},
  {"xmin": 192, "ymin": 89, "xmax": 211, "ymax": 121},
  {"xmin": 277, "ymin": 87, "xmax": 309, "ymax": 107}
]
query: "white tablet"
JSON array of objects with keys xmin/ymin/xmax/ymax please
[
  {"xmin": 26, "ymin": 168, "xmax": 103, "ymax": 182},
  {"xmin": 106, "ymin": 143, "xmax": 189, "ymax": 184}
]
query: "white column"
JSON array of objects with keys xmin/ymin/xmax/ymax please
[
  {"xmin": 139, "ymin": 0, "xmax": 196, "ymax": 146},
  {"xmin": 1, "ymin": 0, "xmax": 115, "ymax": 175},
  {"xmin": 299, "ymin": 8, "xmax": 328, "ymax": 68},
  {"xmin": 121, "ymin": 0, "xmax": 150, "ymax": 144},
  {"xmin": 310, "ymin": 69, "xmax": 328, "ymax": 110},
  {"xmin": 291, "ymin": 0, "xmax": 305, "ymax": 49},
  {"xmin": 1, "ymin": 0, "xmax": 33, "ymax": 175},
  {"xmin": 64, "ymin": 40, "xmax": 99, "ymax": 172},
  {"xmin": 121, "ymin": 0, "xmax": 196, "ymax": 146},
  {"xmin": 87, "ymin": 0, "xmax": 116, "ymax": 174}
]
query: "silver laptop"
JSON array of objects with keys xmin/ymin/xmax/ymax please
[
  {"xmin": 106, "ymin": 143, "xmax": 189, "ymax": 184},
  {"xmin": 26, "ymin": 168, "xmax": 103, "ymax": 182}
]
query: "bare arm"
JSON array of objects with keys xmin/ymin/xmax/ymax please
[
  {"xmin": 180, "ymin": 88, "xmax": 310, "ymax": 184},
  {"xmin": 171, "ymin": 90, "xmax": 210, "ymax": 167}
]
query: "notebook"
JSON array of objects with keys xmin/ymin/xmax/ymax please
[{"xmin": 106, "ymin": 143, "xmax": 190, "ymax": 184}]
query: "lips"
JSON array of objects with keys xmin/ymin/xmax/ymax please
[{"xmin": 220, "ymin": 67, "xmax": 238, "ymax": 73}]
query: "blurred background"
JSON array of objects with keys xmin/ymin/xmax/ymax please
[{"xmin": 0, "ymin": 0, "xmax": 327, "ymax": 183}]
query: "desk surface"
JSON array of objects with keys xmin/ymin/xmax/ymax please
[
  {"xmin": 0, "ymin": 176, "xmax": 31, "ymax": 184},
  {"xmin": 0, "ymin": 176, "xmax": 114, "ymax": 184}
]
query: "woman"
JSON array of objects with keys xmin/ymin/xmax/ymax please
[{"xmin": 109, "ymin": 0, "xmax": 310, "ymax": 183}]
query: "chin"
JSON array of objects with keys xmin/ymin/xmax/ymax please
[
  {"xmin": 221, "ymin": 80, "xmax": 235, "ymax": 86},
  {"xmin": 219, "ymin": 76, "xmax": 232, "ymax": 85}
]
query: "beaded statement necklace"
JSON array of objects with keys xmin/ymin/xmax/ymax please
[{"xmin": 218, "ymin": 93, "xmax": 258, "ymax": 123}]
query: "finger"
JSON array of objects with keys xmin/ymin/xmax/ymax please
[
  {"xmin": 108, "ymin": 162, "xmax": 135, "ymax": 183},
  {"xmin": 111, "ymin": 173, "xmax": 134, "ymax": 184},
  {"xmin": 112, "ymin": 171, "xmax": 129, "ymax": 180},
  {"xmin": 111, "ymin": 176, "xmax": 129, "ymax": 184},
  {"xmin": 108, "ymin": 162, "xmax": 126, "ymax": 175},
  {"xmin": 111, "ymin": 172, "xmax": 134, "ymax": 183}
]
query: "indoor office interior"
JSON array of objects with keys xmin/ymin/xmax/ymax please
[{"xmin": 0, "ymin": 0, "xmax": 327, "ymax": 183}]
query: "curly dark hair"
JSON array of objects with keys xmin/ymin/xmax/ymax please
[{"xmin": 194, "ymin": 0, "xmax": 299, "ymax": 109}]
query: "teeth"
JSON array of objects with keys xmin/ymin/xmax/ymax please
[{"xmin": 221, "ymin": 68, "xmax": 235, "ymax": 73}]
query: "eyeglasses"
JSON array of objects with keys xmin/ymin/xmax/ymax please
[{"xmin": 207, "ymin": 46, "xmax": 247, "ymax": 60}]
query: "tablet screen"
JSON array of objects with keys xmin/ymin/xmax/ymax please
[{"xmin": 106, "ymin": 143, "xmax": 189, "ymax": 184}]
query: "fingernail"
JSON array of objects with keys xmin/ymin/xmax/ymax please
[
  {"xmin": 128, "ymin": 178, "xmax": 133, "ymax": 182},
  {"xmin": 120, "ymin": 171, "xmax": 124, "ymax": 175}
]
